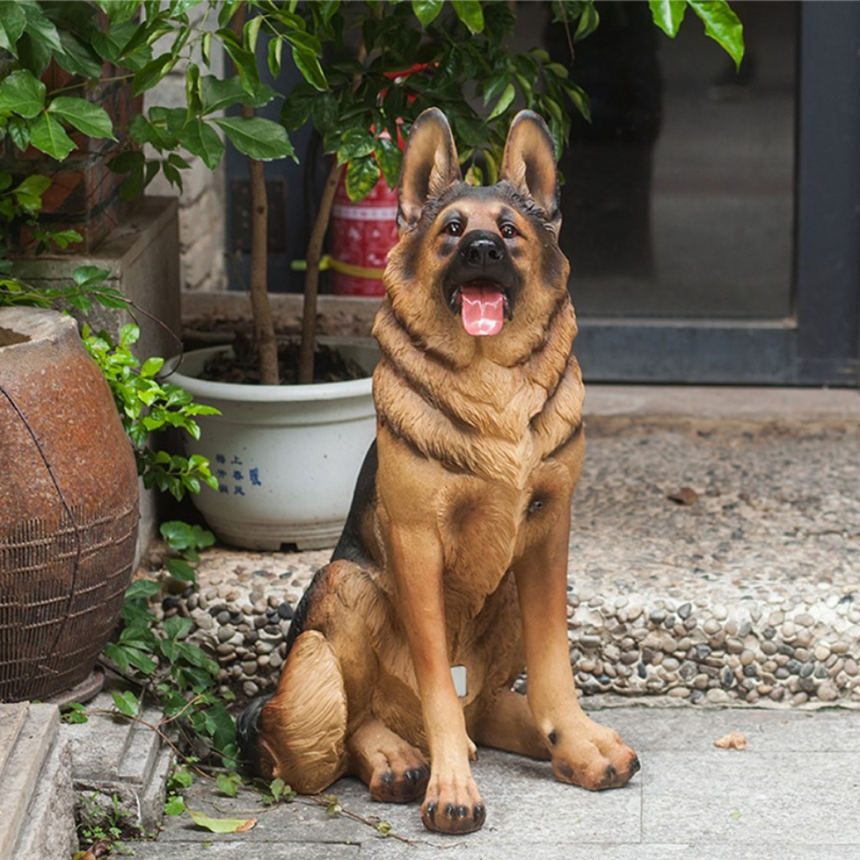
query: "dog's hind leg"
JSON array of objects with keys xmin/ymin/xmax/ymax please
[
  {"xmin": 347, "ymin": 719, "xmax": 430, "ymax": 803},
  {"xmin": 472, "ymin": 688, "xmax": 551, "ymax": 761},
  {"xmin": 254, "ymin": 630, "xmax": 349, "ymax": 793}
]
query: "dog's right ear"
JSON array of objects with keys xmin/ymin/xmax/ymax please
[{"xmin": 397, "ymin": 107, "xmax": 462, "ymax": 231}]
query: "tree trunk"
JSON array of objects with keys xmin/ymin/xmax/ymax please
[
  {"xmin": 246, "ymin": 141, "xmax": 280, "ymax": 386},
  {"xmin": 297, "ymin": 159, "xmax": 344, "ymax": 385}
]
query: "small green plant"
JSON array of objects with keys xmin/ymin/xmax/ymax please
[
  {"xmin": 163, "ymin": 763, "xmax": 194, "ymax": 817},
  {"xmin": 83, "ymin": 323, "xmax": 220, "ymax": 501},
  {"xmin": 76, "ymin": 791, "xmax": 134, "ymax": 852}
]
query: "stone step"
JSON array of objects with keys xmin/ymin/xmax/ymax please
[
  {"xmin": 0, "ymin": 702, "xmax": 76, "ymax": 860},
  {"xmin": 63, "ymin": 688, "xmax": 174, "ymax": 838}
]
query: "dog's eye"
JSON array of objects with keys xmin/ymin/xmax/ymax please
[
  {"xmin": 500, "ymin": 223, "xmax": 519, "ymax": 240},
  {"xmin": 444, "ymin": 221, "xmax": 463, "ymax": 237}
]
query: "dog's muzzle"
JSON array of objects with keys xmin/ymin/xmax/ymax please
[{"xmin": 446, "ymin": 231, "xmax": 515, "ymax": 337}]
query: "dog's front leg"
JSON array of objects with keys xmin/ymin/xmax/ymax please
[
  {"xmin": 388, "ymin": 522, "xmax": 486, "ymax": 834},
  {"xmin": 513, "ymin": 504, "xmax": 640, "ymax": 790}
]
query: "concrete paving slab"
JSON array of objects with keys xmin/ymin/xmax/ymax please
[
  {"xmin": 0, "ymin": 703, "xmax": 62, "ymax": 860},
  {"xmin": 126, "ymin": 707, "xmax": 860, "ymax": 860},
  {"xmin": 0, "ymin": 703, "xmax": 28, "ymax": 778},
  {"xmin": 642, "ymin": 750, "xmax": 860, "ymax": 845}
]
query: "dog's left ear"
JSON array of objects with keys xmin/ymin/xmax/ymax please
[{"xmin": 500, "ymin": 111, "xmax": 561, "ymax": 234}]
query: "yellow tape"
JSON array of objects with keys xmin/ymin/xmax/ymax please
[{"xmin": 291, "ymin": 255, "xmax": 385, "ymax": 281}]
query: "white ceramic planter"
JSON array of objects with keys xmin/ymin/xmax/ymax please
[{"xmin": 168, "ymin": 339, "xmax": 377, "ymax": 551}]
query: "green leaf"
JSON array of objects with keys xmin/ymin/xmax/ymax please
[
  {"xmin": 336, "ymin": 127, "xmax": 375, "ymax": 164},
  {"xmin": 487, "ymin": 82, "xmax": 516, "ymax": 121},
  {"xmin": 55, "ymin": 29, "xmax": 104, "ymax": 79},
  {"xmin": 124, "ymin": 579, "xmax": 162, "ymax": 601},
  {"xmin": 29, "ymin": 114, "xmax": 76, "ymax": 160},
  {"xmin": 0, "ymin": 2, "xmax": 27, "ymax": 55},
  {"xmin": 73, "ymin": 265, "xmax": 111, "ymax": 288},
  {"xmin": 165, "ymin": 557, "xmax": 196, "ymax": 582},
  {"xmin": 451, "ymin": 0, "xmax": 485, "ymax": 34},
  {"xmin": 177, "ymin": 119, "xmax": 225, "ymax": 169},
  {"xmin": 216, "ymin": 773, "xmax": 239, "ymax": 797},
  {"xmin": 267, "ymin": 33, "xmax": 283, "ymax": 78},
  {"xmin": 0, "ymin": 70, "xmax": 46, "ymax": 119},
  {"xmin": 48, "ymin": 98, "xmax": 115, "ymax": 140},
  {"xmin": 290, "ymin": 43, "xmax": 327, "ymax": 92},
  {"xmin": 163, "ymin": 614, "xmax": 193, "ymax": 641},
  {"xmin": 20, "ymin": 1, "xmax": 62, "ymax": 53},
  {"xmin": 199, "ymin": 75, "xmax": 275, "ymax": 113},
  {"xmin": 411, "ymin": 0, "xmax": 444, "ymax": 28},
  {"xmin": 164, "ymin": 795, "xmax": 186, "ymax": 816},
  {"xmin": 212, "ymin": 116, "xmax": 295, "ymax": 162},
  {"xmin": 648, "ymin": 0, "xmax": 687, "ymax": 37},
  {"xmin": 134, "ymin": 52, "xmax": 177, "ymax": 96},
  {"xmin": 574, "ymin": 3, "xmax": 600, "ymax": 43},
  {"xmin": 112, "ymin": 689, "xmax": 140, "ymax": 717},
  {"xmin": 187, "ymin": 809, "xmax": 256, "ymax": 834},
  {"xmin": 97, "ymin": 1, "xmax": 142, "ymax": 25},
  {"xmin": 688, "ymin": 1, "xmax": 744, "ymax": 70},
  {"xmin": 345, "ymin": 156, "xmax": 380, "ymax": 203}
]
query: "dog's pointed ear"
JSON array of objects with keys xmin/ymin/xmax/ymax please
[
  {"xmin": 397, "ymin": 107, "xmax": 462, "ymax": 230},
  {"xmin": 500, "ymin": 110, "xmax": 561, "ymax": 233}
]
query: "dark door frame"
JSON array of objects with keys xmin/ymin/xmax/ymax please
[{"xmin": 574, "ymin": 2, "xmax": 860, "ymax": 387}]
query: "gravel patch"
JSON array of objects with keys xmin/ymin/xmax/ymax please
[{"xmin": 148, "ymin": 419, "xmax": 860, "ymax": 707}]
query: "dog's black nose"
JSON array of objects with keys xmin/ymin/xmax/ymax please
[{"xmin": 461, "ymin": 231, "xmax": 506, "ymax": 269}]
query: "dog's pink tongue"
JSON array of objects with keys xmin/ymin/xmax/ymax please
[{"xmin": 460, "ymin": 285, "xmax": 505, "ymax": 337}]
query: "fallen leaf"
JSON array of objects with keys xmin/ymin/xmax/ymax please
[
  {"xmin": 187, "ymin": 808, "xmax": 258, "ymax": 833},
  {"xmin": 668, "ymin": 487, "xmax": 699, "ymax": 505},
  {"xmin": 714, "ymin": 731, "xmax": 747, "ymax": 750}
]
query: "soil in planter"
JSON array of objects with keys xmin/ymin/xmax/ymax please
[{"xmin": 198, "ymin": 332, "xmax": 369, "ymax": 385}]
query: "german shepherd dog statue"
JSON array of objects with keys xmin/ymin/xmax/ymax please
[{"xmin": 238, "ymin": 107, "xmax": 640, "ymax": 834}]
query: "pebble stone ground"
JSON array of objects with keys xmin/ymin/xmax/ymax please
[{"xmin": 147, "ymin": 391, "xmax": 860, "ymax": 712}]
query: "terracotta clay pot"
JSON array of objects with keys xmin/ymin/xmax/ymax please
[{"xmin": 0, "ymin": 307, "xmax": 139, "ymax": 702}]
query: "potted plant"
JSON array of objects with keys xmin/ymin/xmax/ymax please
[
  {"xmin": 2, "ymin": 1, "xmax": 743, "ymax": 553},
  {"xmin": 163, "ymin": 0, "xmax": 606, "ymax": 550}
]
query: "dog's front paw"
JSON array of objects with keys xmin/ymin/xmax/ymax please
[
  {"xmin": 421, "ymin": 774, "xmax": 486, "ymax": 834},
  {"xmin": 550, "ymin": 720, "xmax": 640, "ymax": 791}
]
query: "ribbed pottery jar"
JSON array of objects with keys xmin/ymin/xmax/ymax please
[{"xmin": 0, "ymin": 307, "xmax": 139, "ymax": 702}]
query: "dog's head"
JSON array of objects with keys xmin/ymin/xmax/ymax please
[{"xmin": 382, "ymin": 108, "xmax": 571, "ymax": 364}]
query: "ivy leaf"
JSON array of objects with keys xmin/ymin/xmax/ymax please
[
  {"xmin": 73, "ymin": 265, "xmax": 111, "ymax": 288},
  {"xmin": 213, "ymin": 116, "xmax": 296, "ymax": 162},
  {"xmin": 411, "ymin": 0, "xmax": 445, "ymax": 28},
  {"xmin": 112, "ymin": 689, "xmax": 140, "ymax": 717},
  {"xmin": 29, "ymin": 114, "xmax": 76, "ymax": 160},
  {"xmin": 649, "ymin": 0, "xmax": 687, "ymax": 37},
  {"xmin": 164, "ymin": 795, "xmax": 186, "ymax": 816},
  {"xmin": 48, "ymin": 97, "xmax": 115, "ymax": 140},
  {"xmin": 688, "ymin": 0, "xmax": 744, "ymax": 70},
  {"xmin": 0, "ymin": 69, "xmax": 46, "ymax": 119}
]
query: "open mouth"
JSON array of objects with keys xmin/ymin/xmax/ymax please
[{"xmin": 449, "ymin": 281, "xmax": 512, "ymax": 337}]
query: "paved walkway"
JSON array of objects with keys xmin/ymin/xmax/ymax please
[{"xmin": 129, "ymin": 706, "xmax": 860, "ymax": 859}]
